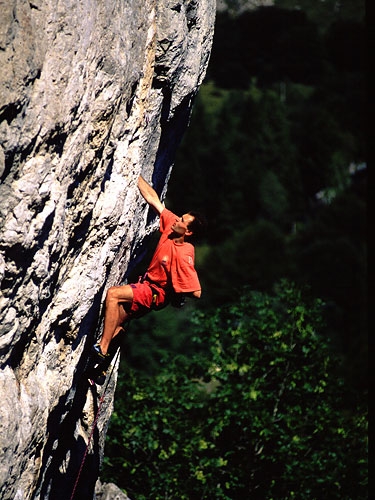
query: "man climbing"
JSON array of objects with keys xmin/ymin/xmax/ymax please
[{"xmin": 88, "ymin": 174, "xmax": 206, "ymax": 380}]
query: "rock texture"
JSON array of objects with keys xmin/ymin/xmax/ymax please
[
  {"xmin": 95, "ymin": 480, "xmax": 130, "ymax": 500},
  {"xmin": 0, "ymin": 1, "xmax": 215, "ymax": 498}
]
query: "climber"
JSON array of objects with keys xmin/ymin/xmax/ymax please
[{"xmin": 89, "ymin": 174, "xmax": 206, "ymax": 372}]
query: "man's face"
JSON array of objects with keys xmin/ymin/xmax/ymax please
[{"xmin": 171, "ymin": 213, "xmax": 195, "ymax": 236}]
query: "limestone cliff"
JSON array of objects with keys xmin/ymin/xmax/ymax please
[{"xmin": 0, "ymin": 1, "xmax": 215, "ymax": 498}]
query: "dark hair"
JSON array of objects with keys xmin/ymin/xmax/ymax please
[{"xmin": 187, "ymin": 211, "xmax": 207, "ymax": 241}]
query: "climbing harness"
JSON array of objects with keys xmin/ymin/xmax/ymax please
[{"xmin": 69, "ymin": 348, "xmax": 121, "ymax": 500}]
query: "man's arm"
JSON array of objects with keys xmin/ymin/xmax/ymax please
[{"xmin": 138, "ymin": 175, "xmax": 165, "ymax": 215}]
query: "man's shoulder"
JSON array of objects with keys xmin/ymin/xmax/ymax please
[
  {"xmin": 160, "ymin": 207, "xmax": 177, "ymax": 224},
  {"xmin": 159, "ymin": 208, "xmax": 176, "ymax": 233},
  {"xmin": 161, "ymin": 207, "xmax": 176, "ymax": 218}
]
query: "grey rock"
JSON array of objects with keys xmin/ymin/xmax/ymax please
[
  {"xmin": 0, "ymin": 0, "xmax": 215, "ymax": 498},
  {"xmin": 95, "ymin": 479, "xmax": 130, "ymax": 500}
]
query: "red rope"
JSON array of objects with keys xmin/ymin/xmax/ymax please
[{"xmin": 69, "ymin": 349, "xmax": 120, "ymax": 500}]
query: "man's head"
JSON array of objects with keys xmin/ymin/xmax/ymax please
[
  {"xmin": 186, "ymin": 211, "xmax": 207, "ymax": 241},
  {"xmin": 171, "ymin": 211, "xmax": 207, "ymax": 241}
]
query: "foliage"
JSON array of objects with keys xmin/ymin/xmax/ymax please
[
  {"xmin": 103, "ymin": 282, "xmax": 367, "ymax": 499},
  {"xmin": 168, "ymin": 82, "xmax": 304, "ymax": 238},
  {"xmin": 119, "ymin": 300, "xmax": 200, "ymax": 375},
  {"xmin": 166, "ymin": 4, "xmax": 366, "ymax": 389}
]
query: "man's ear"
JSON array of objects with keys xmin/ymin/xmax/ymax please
[{"xmin": 185, "ymin": 228, "xmax": 193, "ymax": 237}]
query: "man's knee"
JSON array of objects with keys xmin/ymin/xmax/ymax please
[
  {"xmin": 105, "ymin": 286, "xmax": 117, "ymax": 303},
  {"xmin": 106, "ymin": 285, "xmax": 133, "ymax": 303}
]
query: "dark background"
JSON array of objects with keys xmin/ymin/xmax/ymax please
[{"xmin": 128, "ymin": 0, "xmax": 367, "ymax": 393}]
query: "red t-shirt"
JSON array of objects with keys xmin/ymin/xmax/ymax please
[{"xmin": 145, "ymin": 208, "xmax": 201, "ymax": 294}]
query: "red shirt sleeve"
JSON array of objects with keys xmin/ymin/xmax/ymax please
[
  {"xmin": 171, "ymin": 243, "xmax": 201, "ymax": 293},
  {"xmin": 159, "ymin": 208, "xmax": 177, "ymax": 234}
]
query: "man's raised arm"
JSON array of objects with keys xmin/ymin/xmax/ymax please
[{"xmin": 138, "ymin": 175, "xmax": 165, "ymax": 215}]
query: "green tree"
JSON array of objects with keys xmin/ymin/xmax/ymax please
[
  {"xmin": 290, "ymin": 188, "xmax": 367, "ymax": 390},
  {"xmin": 103, "ymin": 282, "xmax": 367, "ymax": 499},
  {"xmin": 170, "ymin": 82, "xmax": 302, "ymax": 241}
]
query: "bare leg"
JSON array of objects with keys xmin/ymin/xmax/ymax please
[{"xmin": 99, "ymin": 285, "xmax": 134, "ymax": 355}]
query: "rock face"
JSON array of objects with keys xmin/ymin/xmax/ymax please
[{"xmin": 0, "ymin": 1, "xmax": 215, "ymax": 498}]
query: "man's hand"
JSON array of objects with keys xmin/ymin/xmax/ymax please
[{"xmin": 138, "ymin": 175, "xmax": 165, "ymax": 215}]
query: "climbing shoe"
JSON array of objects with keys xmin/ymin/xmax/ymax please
[
  {"xmin": 92, "ymin": 344, "xmax": 110, "ymax": 360},
  {"xmin": 88, "ymin": 344, "xmax": 110, "ymax": 368},
  {"xmin": 86, "ymin": 344, "xmax": 110, "ymax": 378},
  {"xmin": 86, "ymin": 340, "xmax": 120, "ymax": 385}
]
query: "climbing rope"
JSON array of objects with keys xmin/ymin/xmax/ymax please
[{"xmin": 70, "ymin": 348, "xmax": 121, "ymax": 500}]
